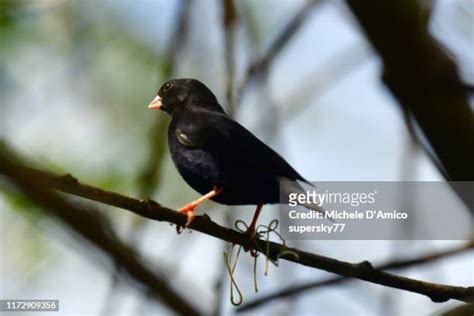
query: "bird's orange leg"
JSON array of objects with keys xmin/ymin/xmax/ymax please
[
  {"xmin": 246, "ymin": 203, "xmax": 263, "ymax": 236},
  {"xmin": 179, "ymin": 187, "xmax": 224, "ymax": 226}
]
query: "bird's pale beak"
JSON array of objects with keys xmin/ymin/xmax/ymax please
[{"xmin": 148, "ymin": 95, "xmax": 162, "ymax": 110}]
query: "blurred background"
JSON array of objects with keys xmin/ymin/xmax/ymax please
[{"xmin": 1, "ymin": 0, "xmax": 473, "ymax": 315}]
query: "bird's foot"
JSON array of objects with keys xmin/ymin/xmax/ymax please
[
  {"xmin": 175, "ymin": 187, "xmax": 223, "ymax": 233},
  {"xmin": 244, "ymin": 225, "xmax": 256, "ymax": 238},
  {"xmin": 178, "ymin": 203, "xmax": 197, "ymax": 227},
  {"xmin": 243, "ymin": 225, "xmax": 259, "ymax": 257}
]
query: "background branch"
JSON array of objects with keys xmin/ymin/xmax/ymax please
[
  {"xmin": 138, "ymin": 0, "xmax": 192, "ymax": 198},
  {"xmin": 346, "ymin": 0, "xmax": 474, "ymax": 181},
  {"xmin": 102, "ymin": 2, "xmax": 194, "ymax": 312},
  {"xmin": 222, "ymin": 0, "xmax": 237, "ymax": 116},
  {"xmin": 279, "ymin": 42, "xmax": 370, "ymax": 118},
  {"xmin": 235, "ymin": 0, "xmax": 322, "ymax": 104}
]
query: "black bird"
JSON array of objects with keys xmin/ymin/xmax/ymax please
[{"xmin": 148, "ymin": 78, "xmax": 313, "ymax": 234}]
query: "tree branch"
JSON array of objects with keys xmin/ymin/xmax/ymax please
[
  {"xmin": 1, "ymin": 153, "xmax": 473, "ymax": 304},
  {"xmin": 238, "ymin": 240, "xmax": 474, "ymax": 312}
]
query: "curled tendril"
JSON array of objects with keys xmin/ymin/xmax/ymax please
[
  {"xmin": 234, "ymin": 219, "xmax": 250, "ymax": 233},
  {"xmin": 224, "ymin": 218, "xmax": 301, "ymax": 305},
  {"xmin": 253, "ymin": 254, "xmax": 259, "ymax": 293},
  {"xmin": 223, "ymin": 243, "xmax": 244, "ymax": 306}
]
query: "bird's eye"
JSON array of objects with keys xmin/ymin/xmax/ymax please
[{"xmin": 163, "ymin": 82, "xmax": 173, "ymax": 93}]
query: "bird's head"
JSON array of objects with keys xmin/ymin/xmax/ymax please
[{"xmin": 148, "ymin": 78, "xmax": 224, "ymax": 115}]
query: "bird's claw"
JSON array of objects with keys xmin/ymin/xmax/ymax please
[
  {"xmin": 178, "ymin": 203, "xmax": 197, "ymax": 227},
  {"xmin": 245, "ymin": 227, "xmax": 256, "ymax": 237},
  {"xmin": 242, "ymin": 228, "xmax": 260, "ymax": 256}
]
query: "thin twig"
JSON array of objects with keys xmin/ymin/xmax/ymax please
[
  {"xmin": 235, "ymin": 0, "xmax": 322, "ymax": 104},
  {"xmin": 138, "ymin": 0, "xmax": 192, "ymax": 198},
  {"xmin": 1, "ymin": 156, "xmax": 473, "ymax": 304},
  {"xmin": 222, "ymin": 0, "xmax": 238, "ymax": 116},
  {"xmin": 214, "ymin": 1, "xmax": 239, "ymax": 314},
  {"xmin": 279, "ymin": 42, "xmax": 370, "ymax": 119},
  {"xmin": 103, "ymin": 2, "xmax": 194, "ymax": 313}
]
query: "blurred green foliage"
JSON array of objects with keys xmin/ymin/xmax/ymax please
[{"xmin": 0, "ymin": 181, "xmax": 54, "ymax": 275}]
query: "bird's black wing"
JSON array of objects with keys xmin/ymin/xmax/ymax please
[{"xmin": 175, "ymin": 110, "xmax": 309, "ymax": 183}]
